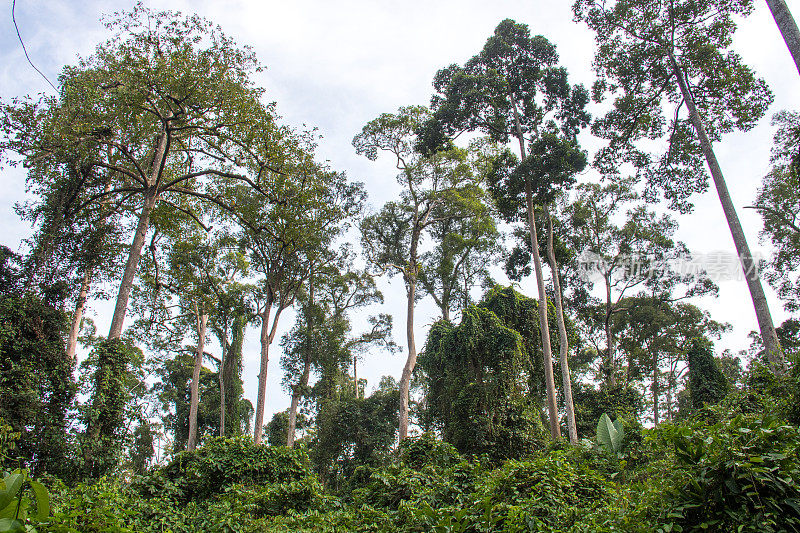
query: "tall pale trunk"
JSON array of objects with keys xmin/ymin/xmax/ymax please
[
  {"xmin": 670, "ymin": 55, "xmax": 786, "ymax": 374},
  {"xmin": 652, "ymin": 355, "xmax": 660, "ymax": 426},
  {"xmin": 546, "ymin": 212, "xmax": 578, "ymax": 444},
  {"xmin": 510, "ymin": 96, "xmax": 561, "ymax": 440},
  {"xmin": 108, "ymin": 132, "xmax": 169, "ymax": 339},
  {"xmin": 604, "ymin": 274, "xmax": 616, "ymax": 385},
  {"xmin": 288, "ymin": 280, "xmax": 314, "ymax": 447},
  {"xmin": 219, "ymin": 340, "xmax": 227, "ymax": 437},
  {"xmin": 187, "ymin": 310, "xmax": 208, "ymax": 451},
  {"xmin": 353, "ymin": 353, "xmax": 359, "ymax": 399},
  {"xmin": 398, "ymin": 280, "xmax": 417, "ymax": 440},
  {"xmin": 66, "ymin": 269, "xmax": 91, "ymax": 362},
  {"xmin": 254, "ymin": 301, "xmax": 284, "ymax": 445},
  {"xmin": 766, "ymin": 0, "xmax": 800, "ymax": 75},
  {"xmin": 287, "ymin": 356, "xmax": 311, "ymax": 447}
]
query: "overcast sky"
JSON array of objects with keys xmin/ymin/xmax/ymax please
[{"xmin": 1, "ymin": 0, "xmax": 799, "ymax": 434}]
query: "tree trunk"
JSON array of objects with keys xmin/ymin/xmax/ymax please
[
  {"xmin": 604, "ymin": 273, "xmax": 616, "ymax": 385},
  {"xmin": 253, "ymin": 306, "xmax": 272, "ymax": 445},
  {"xmin": 670, "ymin": 55, "xmax": 786, "ymax": 374},
  {"xmin": 652, "ymin": 353, "xmax": 660, "ymax": 426},
  {"xmin": 509, "ymin": 96, "xmax": 560, "ymax": 440},
  {"xmin": 766, "ymin": 0, "xmax": 800, "ymax": 75},
  {"xmin": 254, "ymin": 302, "xmax": 284, "ymax": 445},
  {"xmin": 66, "ymin": 269, "xmax": 91, "ymax": 362},
  {"xmin": 187, "ymin": 310, "xmax": 208, "ymax": 452},
  {"xmin": 398, "ymin": 279, "xmax": 417, "ymax": 440},
  {"xmin": 108, "ymin": 189, "xmax": 159, "ymax": 339},
  {"xmin": 288, "ymin": 279, "xmax": 314, "ymax": 447},
  {"xmin": 287, "ymin": 355, "xmax": 311, "ymax": 447},
  {"xmin": 219, "ymin": 338, "xmax": 227, "ymax": 437},
  {"xmin": 108, "ymin": 131, "xmax": 169, "ymax": 339},
  {"xmin": 546, "ymin": 211, "xmax": 578, "ymax": 444},
  {"xmin": 353, "ymin": 353, "xmax": 359, "ymax": 399}
]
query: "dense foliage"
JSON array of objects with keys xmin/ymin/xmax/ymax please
[{"xmin": 1, "ymin": 3, "xmax": 800, "ymax": 532}]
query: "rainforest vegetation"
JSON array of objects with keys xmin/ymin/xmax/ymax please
[{"xmin": 1, "ymin": 1, "xmax": 800, "ymax": 531}]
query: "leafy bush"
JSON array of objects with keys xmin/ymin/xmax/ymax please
[
  {"xmin": 661, "ymin": 415, "xmax": 800, "ymax": 532},
  {"xmin": 146, "ymin": 436, "xmax": 313, "ymax": 502}
]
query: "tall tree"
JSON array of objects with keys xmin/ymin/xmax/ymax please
[
  {"xmin": 239, "ymin": 155, "xmax": 365, "ymax": 445},
  {"xmin": 355, "ymin": 106, "xmax": 485, "ymax": 440},
  {"xmin": 570, "ymin": 179, "xmax": 716, "ymax": 386},
  {"xmin": 281, "ymin": 249, "xmax": 394, "ymax": 447},
  {"xmin": 765, "ymin": 0, "xmax": 800, "ymax": 75},
  {"xmin": 417, "ymin": 20, "xmax": 591, "ymax": 439},
  {"xmin": 574, "ymin": 0, "xmax": 785, "ymax": 373},
  {"xmin": 0, "ymin": 4, "xmax": 288, "ymax": 340},
  {"xmin": 132, "ymin": 221, "xmax": 218, "ymax": 451},
  {"xmin": 754, "ymin": 111, "xmax": 800, "ymax": 312},
  {"xmin": 615, "ymin": 296, "xmax": 727, "ymax": 424}
]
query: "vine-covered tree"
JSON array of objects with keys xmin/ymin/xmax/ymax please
[
  {"xmin": 417, "ymin": 19, "xmax": 590, "ymax": 439},
  {"xmin": 356, "ymin": 106, "xmax": 487, "ymax": 440}
]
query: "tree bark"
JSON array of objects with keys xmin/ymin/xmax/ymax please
[
  {"xmin": 66, "ymin": 269, "xmax": 91, "ymax": 362},
  {"xmin": 398, "ymin": 279, "xmax": 417, "ymax": 440},
  {"xmin": 288, "ymin": 279, "xmax": 314, "ymax": 447},
  {"xmin": 287, "ymin": 355, "xmax": 311, "ymax": 447},
  {"xmin": 187, "ymin": 309, "xmax": 208, "ymax": 451},
  {"xmin": 546, "ymin": 211, "xmax": 578, "ymax": 444},
  {"xmin": 254, "ymin": 301, "xmax": 284, "ymax": 445},
  {"xmin": 670, "ymin": 55, "xmax": 786, "ymax": 374},
  {"xmin": 254, "ymin": 306, "xmax": 272, "ymax": 445},
  {"xmin": 108, "ymin": 189, "xmax": 159, "ymax": 339},
  {"xmin": 108, "ymin": 130, "xmax": 169, "ymax": 339},
  {"xmin": 509, "ymin": 96, "xmax": 560, "ymax": 440},
  {"xmin": 766, "ymin": 0, "xmax": 800, "ymax": 75},
  {"xmin": 353, "ymin": 353, "xmax": 359, "ymax": 399},
  {"xmin": 652, "ymin": 354, "xmax": 660, "ymax": 426},
  {"xmin": 604, "ymin": 273, "xmax": 616, "ymax": 386},
  {"xmin": 219, "ymin": 338, "xmax": 227, "ymax": 437}
]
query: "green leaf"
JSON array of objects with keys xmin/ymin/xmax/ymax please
[
  {"xmin": 0, "ymin": 474, "xmax": 22, "ymax": 512},
  {"xmin": 0, "ymin": 518, "xmax": 23, "ymax": 533},
  {"xmin": 29, "ymin": 481, "xmax": 49, "ymax": 521},
  {"xmin": 596, "ymin": 413, "xmax": 618, "ymax": 453}
]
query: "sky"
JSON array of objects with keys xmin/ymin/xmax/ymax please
[{"xmin": 1, "ymin": 0, "xmax": 799, "ymax": 438}]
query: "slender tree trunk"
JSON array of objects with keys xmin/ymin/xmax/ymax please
[
  {"xmin": 288, "ymin": 279, "xmax": 314, "ymax": 447},
  {"xmin": 187, "ymin": 310, "xmax": 208, "ymax": 451},
  {"xmin": 652, "ymin": 353, "xmax": 660, "ymax": 426},
  {"xmin": 399, "ymin": 279, "xmax": 417, "ymax": 440},
  {"xmin": 287, "ymin": 356, "xmax": 311, "ymax": 447},
  {"xmin": 254, "ymin": 306, "xmax": 272, "ymax": 445},
  {"xmin": 546, "ymin": 212, "xmax": 578, "ymax": 444},
  {"xmin": 109, "ymin": 131, "xmax": 169, "ymax": 339},
  {"xmin": 766, "ymin": 0, "xmax": 800, "ymax": 75},
  {"xmin": 509, "ymin": 97, "xmax": 560, "ymax": 440},
  {"xmin": 254, "ymin": 302, "xmax": 284, "ymax": 445},
  {"xmin": 353, "ymin": 353, "xmax": 359, "ymax": 399},
  {"xmin": 604, "ymin": 274, "xmax": 616, "ymax": 386},
  {"xmin": 219, "ymin": 339, "xmax": 227, "ymax": 437},
  {"xmin": 666, "ymin": 371, "xmax": 674, "ymax": 421},
  {"xmin": 108, "ymin": 189, "xmax": 158, "ymax": 339},
  {"xmin": 670, "ymin": 55, "xmax": 786, "ymax": 374},
  {"xmin": 66, "ymin": 269, "xmax": 91, "ymax": 362}
]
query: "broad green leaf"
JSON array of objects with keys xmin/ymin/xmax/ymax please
[
  {"xmin": 0, "ymin": 475, "xmax": 22, "ymax": 511},
  {"xmin": 29, "ymin": 481, "xmax": 49, "ymax": 520},
  {"xmin": 0, "ymin": 518, "xmax": 23, "ymax": 533},
  {"xmin": 596, "ymin": 413, "xmax": 616, "ymax": 452},
  {"xmin": 611, "ymin": 418, "xmax": 624, "ymax": 453}
]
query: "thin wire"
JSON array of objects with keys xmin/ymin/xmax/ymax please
[{"xmin": 11, "ymin": 0, "xmax": 58, "ymax": 93}]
